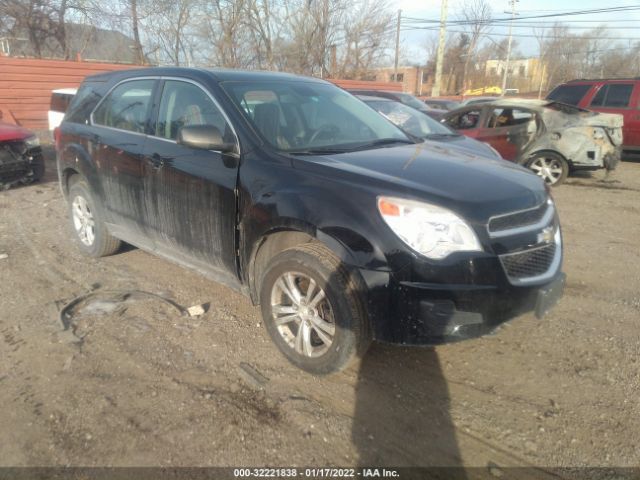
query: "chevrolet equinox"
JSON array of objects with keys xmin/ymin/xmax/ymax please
[{"xmin": 57, "ymin": 68, "xmax": 565, "ymax": 373}]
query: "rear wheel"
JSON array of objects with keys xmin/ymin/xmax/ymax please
[
  {"xmin": 67, "ymin": 177, "xmax": 121, "ymax": 257},
  {"xmin": 526, "ymin": 151, "xmax": 568, "ymax": 186},
  {"xmin": 259, "ymin": 243, "xmax": 371, "ymax": 374}
]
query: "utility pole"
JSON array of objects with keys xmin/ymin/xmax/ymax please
[
  {"xmin": 431, "ymin": 0, "xmax": 448, "ymax": 97},
  {"xmin": 394, "ymin": 9, "xmax": 402, "ymax": 82},
  {"xmin": 501, "ymin": 0, "xmax": 518, "ymax": 95}
]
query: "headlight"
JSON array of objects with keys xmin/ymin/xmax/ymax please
[
  {"xmin": 377, "ymin": 196, "xmax": 482, "ymax": 259},
  {"xmin": 25, "ymin": 136, "xmax": 40, "ymax": 148},
  {"xmin": 593, "ymin": 129, "xmax": 605, "ymax": 140}
]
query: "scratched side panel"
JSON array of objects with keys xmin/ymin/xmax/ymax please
[{"xmin": 143, "ymin": 137, "xmax": 238, "ymax": 276}]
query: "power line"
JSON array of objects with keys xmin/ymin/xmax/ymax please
[
  {"xmin": 402, "ymin": 5, "xmax": 640, "ymax": 26},
  {"xmin": 402, "ymin": 26, "xmax": 640, "ymax": 41}
]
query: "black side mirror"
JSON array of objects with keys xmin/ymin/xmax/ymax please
[{"xmin": 177, "ymin": 125, "xmax": 236, "ymax": 153}]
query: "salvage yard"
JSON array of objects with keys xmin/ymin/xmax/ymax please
[{"xmin": 0, "ymin": 149, "xmax": 639, "ymax": 473}]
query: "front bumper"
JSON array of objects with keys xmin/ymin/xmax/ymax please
[
  {"xmin": 382, "ymin": 272, "xmax": 565, "ymax": 345},
  {"xmin": 0, "ymin": 144, "xmax": 43, "ymax": 188}
]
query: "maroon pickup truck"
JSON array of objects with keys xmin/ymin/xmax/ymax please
[{"xmin": 547, "ymin": 79, "xmax": 640, "ymax": 153}]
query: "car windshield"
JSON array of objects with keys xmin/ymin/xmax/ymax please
[
  {"xmin": 396, "ymin": 93, "xmax": 427, "ymax": 110},
  {"xmin": 222, "ymin": 81, "xmax": 409, "ymax": 153},
  {"xmin": 366, "ymin": 100, "xmax": 455, "ymax": 138}
]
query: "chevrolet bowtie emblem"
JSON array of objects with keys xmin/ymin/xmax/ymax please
[{"xmin": 537, "ymin": 226, "xmax": 554, "ymax": 244}]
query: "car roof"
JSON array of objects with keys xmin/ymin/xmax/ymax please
[
  {"xmin": 566, "ymin": 78, "xmax": 640, "ymax": 83},
  {"xmin": 85, "ymin": 66, "xmax": 328, "ymax": 85},
  {"xmin": 453, "ymin": 98, "xmax": 548, "ymax": 110},
  {"xmin": 356, "ymin": 95, "xmax": 393, "ymax": 102},
  {"xmin": 52, "ymin": 88, "xmax": 78, "ymax": 95}
]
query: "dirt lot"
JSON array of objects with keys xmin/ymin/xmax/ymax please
[{"xmin": 1, "ymin": 149, "xmax": 639, "ymax": 474}]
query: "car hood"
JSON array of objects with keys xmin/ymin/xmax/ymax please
[
  {"xmin": 292, "ymin": 142, "xmax": 547, "ymax": 223},
  {"xmin": 0, "ymin": 122, "xmax": 33, "ymax": 142}
]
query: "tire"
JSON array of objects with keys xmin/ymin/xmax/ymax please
[
  {"xmin": 526, "ymin": 151, "xmax": 569, "ymax": 186},
  {"xmin": 67, "ymin": 176, "xmax": 121, "ymax": 257},
  {"xmin": 259, "ymin": 242, "xmax": 371, "ymax": 374}
]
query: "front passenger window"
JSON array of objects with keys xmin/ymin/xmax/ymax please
[
  {"xmin": 92, "ymin": 80, "xmax": 154, "ymax": 133},
  {"xmin": 156, "ymin": 80, "xmax": 233, "ymax": 142}
]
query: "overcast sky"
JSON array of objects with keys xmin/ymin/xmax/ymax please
[{"xmin": 392, "ymin": 0, "xmax": 640, "ymax": 65}]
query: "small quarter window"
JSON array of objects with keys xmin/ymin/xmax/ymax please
[{"xmin": 92, "ymin": 79, "xmax": 154, "ymax": 133}]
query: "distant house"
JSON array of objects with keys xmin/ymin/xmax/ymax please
[
  {"xmin": 0, "ymin": 23, "xmax": 143, "ymax": 64},
  {"xmin": 485, "ymin": 58, "xmax": 548, "ymax": 93},
  {"xmin": 371, "ymin": 66, "xmax": 430, "ymax": 96}
]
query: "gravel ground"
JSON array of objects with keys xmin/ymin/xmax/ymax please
[{"xmin": 0, "ymin": 149, "xmax": 638, "ymax": 475}]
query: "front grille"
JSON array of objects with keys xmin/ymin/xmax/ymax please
[
  {"xmin": 489, "ymin": 201, "xmax": 549, "ymax": 233},
  {"xmin": 500, "ymin": 243, "xmax": 557, "ymax": 281}
]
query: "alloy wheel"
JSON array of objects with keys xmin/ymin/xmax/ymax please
[
  {"xmin": 270, "ymin": 272, "xmax": 335, "ymax": 358},
  {"xmin": 529, "ymin": 156, "xmax": 564, "ymax": 185},
  {"xmin": 71, "ymin": 195, "xmax": 96, "ymax": 246}
]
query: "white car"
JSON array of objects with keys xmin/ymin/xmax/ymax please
[{"xmin": 48, "ymin": 88, "xmax": 77, "ymax": 131}]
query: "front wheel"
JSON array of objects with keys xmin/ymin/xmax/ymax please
[
  {"xmin": 526, "ymin": 151, "xmax": 569, "ymax": 186},
  {"xmin": 259, "ymin": 243, "xmax": 371, "ymax": 374}
]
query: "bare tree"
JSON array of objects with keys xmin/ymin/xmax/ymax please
[
  {"xmin": 144, "ymin": 0, "xmax": 195, "ymax": 65},
  {"xmin": 457, "ymin": 0, "xmax": 491, "ymax": 93}
]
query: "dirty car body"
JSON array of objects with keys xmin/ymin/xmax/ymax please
[
  {"xmin": 56, "ymin": 68, "xmax": 565, "ymax": 373},
  {"xmin": 0, "ymin": 121, "xmax": 44, "ymax": 190},
  {"xmin": 443, "ymin": 99, "xmax": 623, "ymax": 185}
]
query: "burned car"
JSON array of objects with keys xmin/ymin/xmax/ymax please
[
  {"xmin": 0, "ymin": 121, "xmax": 44, "ymax": 189},
  {"xmin": 442, "ymin": 99, "xmax": 623, "ymax": 186}
]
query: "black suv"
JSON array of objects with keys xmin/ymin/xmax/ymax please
[{"xmin": 57, "ymin": 67, "xmax": 565, "ymax": 373}]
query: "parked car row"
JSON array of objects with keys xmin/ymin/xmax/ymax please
[
  {"xmin": 55, "ymin": 67, "xmax": 565, "ymax": 373},
  {"xmin": 341, "ymin": 87, "xmax": 623, "ymax": 186}
]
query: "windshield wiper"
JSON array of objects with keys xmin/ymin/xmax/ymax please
[
  {"xmin": 424, "ymin": 133, "xmax": 462, "ymax": 139},
  {"xmin": 348, "ymin": 138, "xmax": 415, "ymax": 151},
  {"xmin": 285, "ymin": 147, "xmax": 352, "ymax": 155}
]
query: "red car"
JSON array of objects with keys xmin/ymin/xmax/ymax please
[
  {"xmin": 547, "ymin": 78, "xmax": 640, "ymax": 153},
  {"xmin": 0, "ymin": 121, "xmax": 44, "ymax": 189},
  {"xmin": 442, "ymin": 99, "xmax": 623, "ymax": 186}
]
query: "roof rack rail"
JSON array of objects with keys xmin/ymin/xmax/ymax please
[{"xmin": 567, "ymin": 77, "xmax": 640, "ymax": 82}]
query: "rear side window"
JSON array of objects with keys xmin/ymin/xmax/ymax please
[
  {"xmin": 487, "ymin": 108, "xmax": 534, "ymax": 128},
  {"xmin": 65, "ymin": 84, "xmax": 103, "ymax": 124},
  {"xmin": 92, "ymin": 79, "xmax": 154, "ymax": 133},
  {"xmin": 604, "ymin": 84, "xmax": 633, "ymax": 108},
  {"xmin": 546, "ymin": 84, "xmax": 591, "ymax": 106}
]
